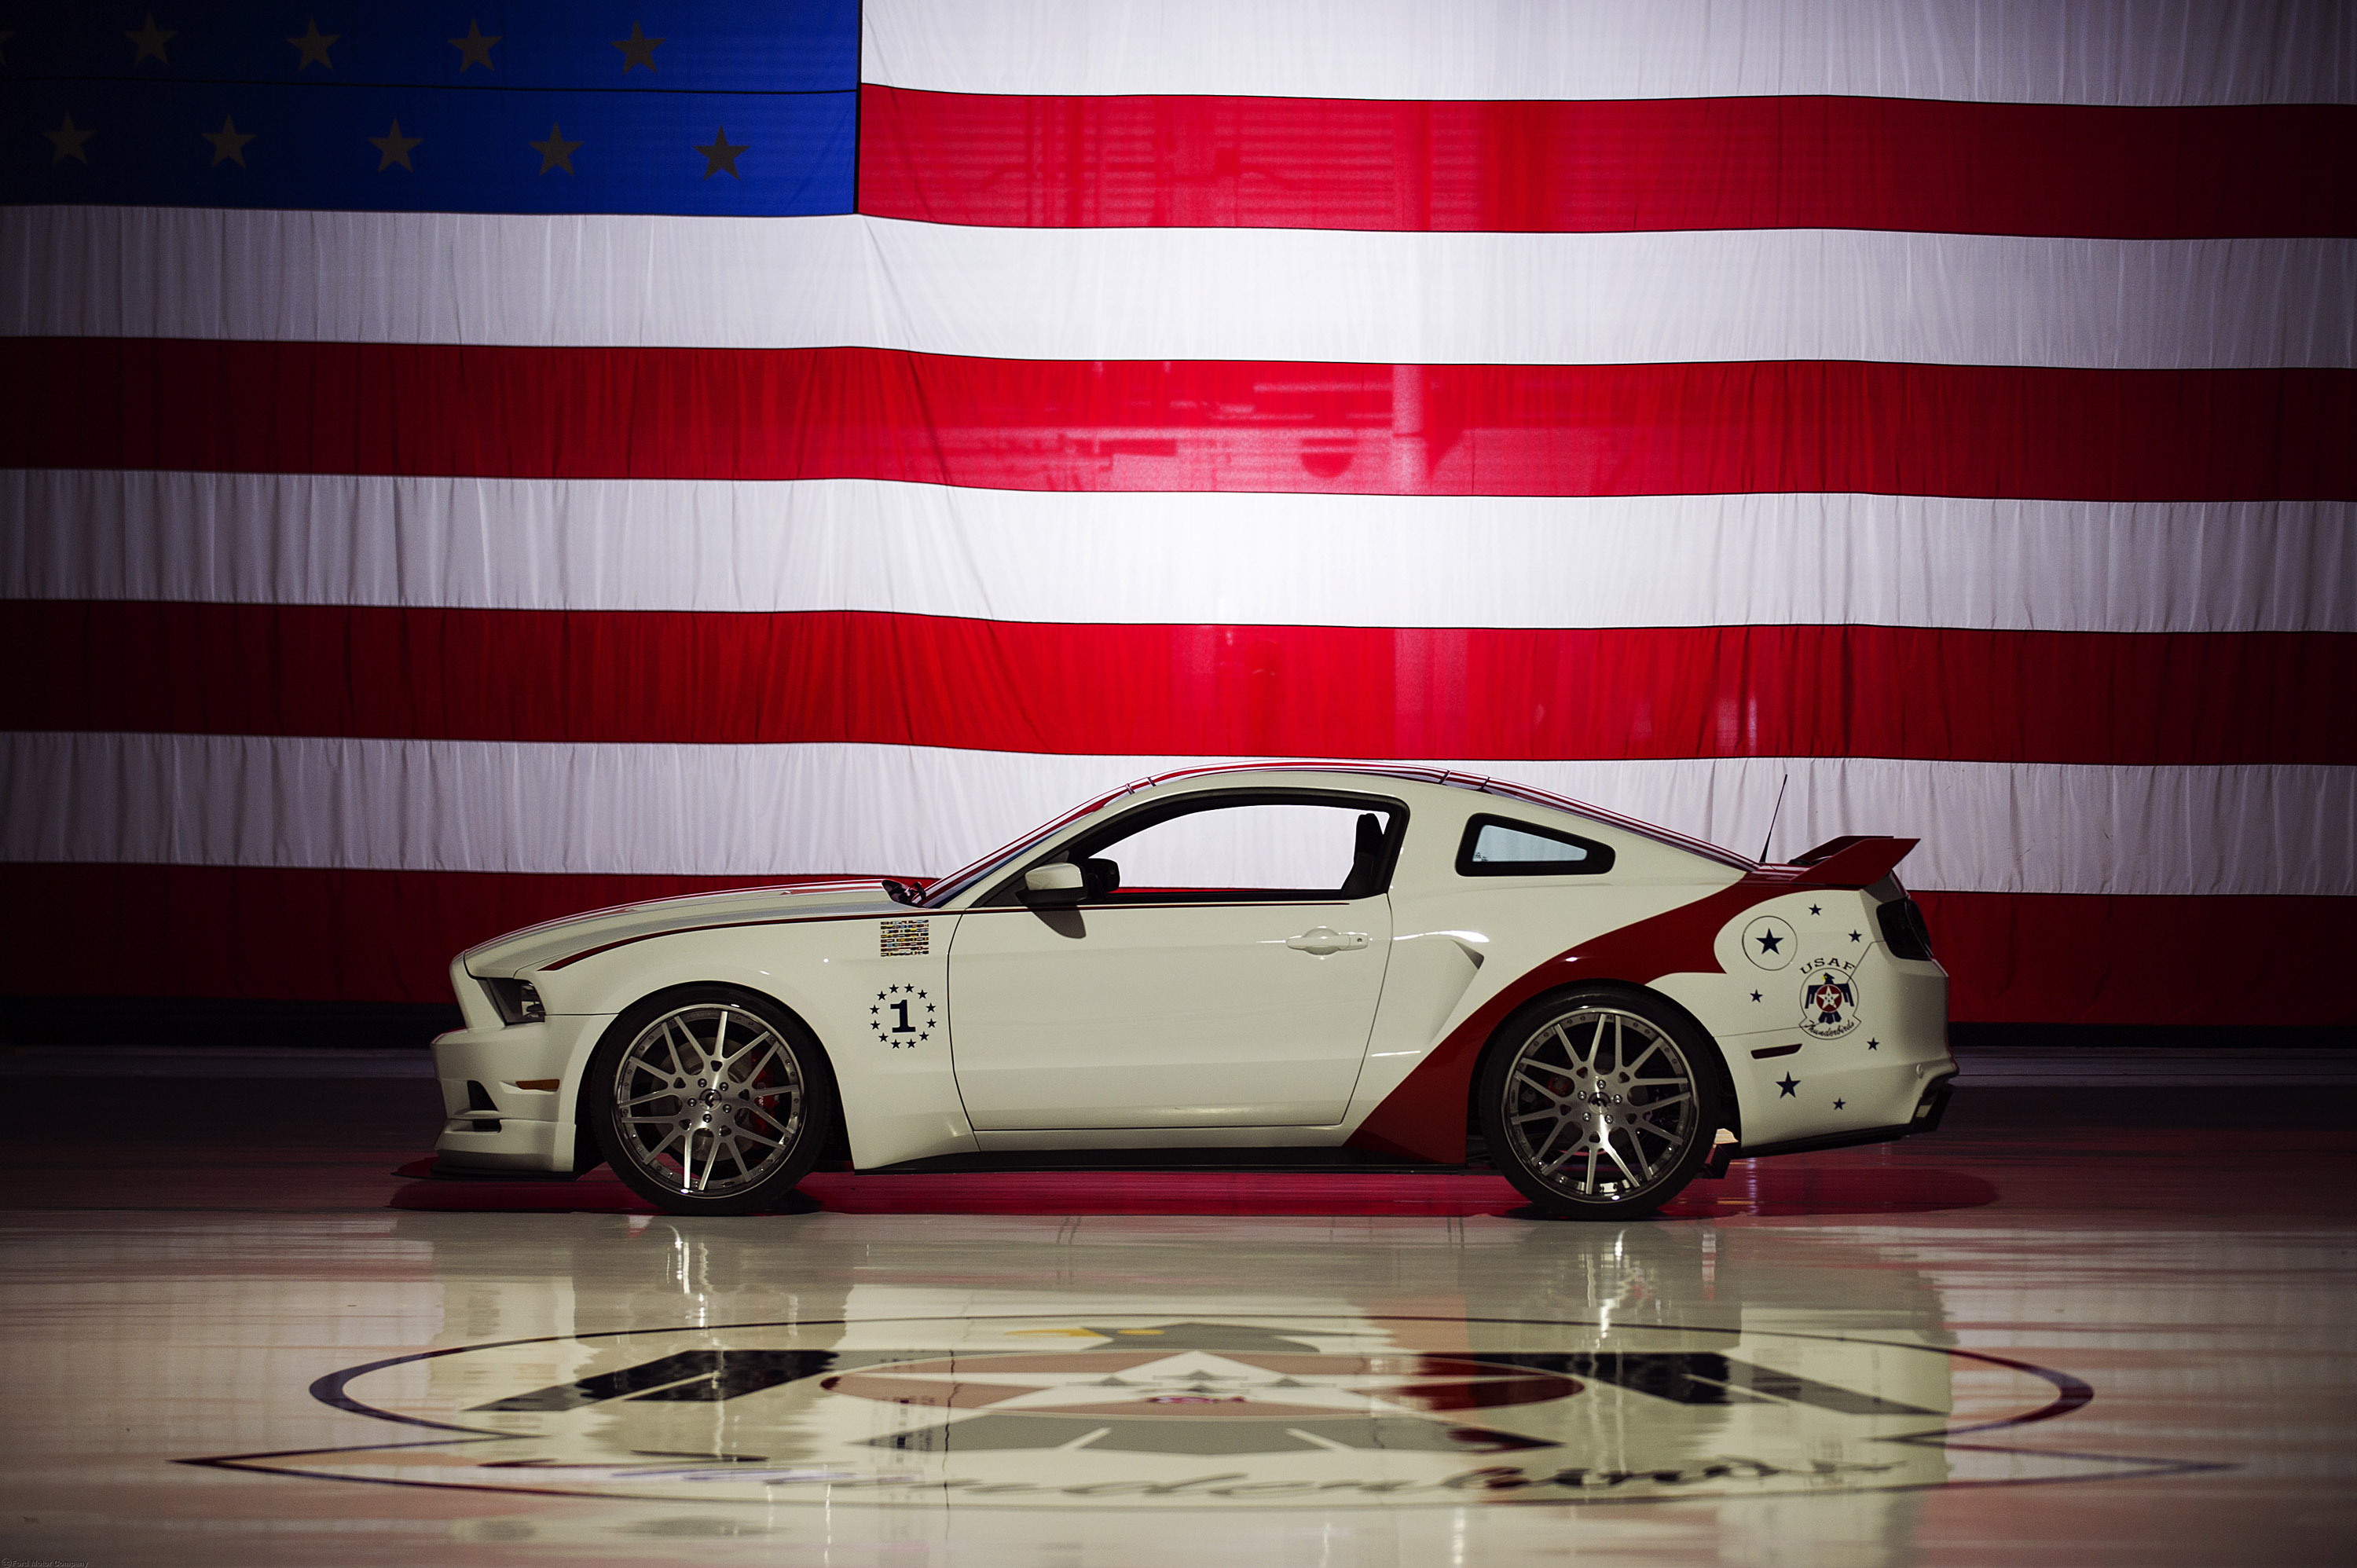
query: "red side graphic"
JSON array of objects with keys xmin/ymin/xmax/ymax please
[{"xmin": 1347, "ymin": 876, "xmax": 1798, "ymax": 1164}]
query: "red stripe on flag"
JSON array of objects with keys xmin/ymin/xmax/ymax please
[
  {"xmin": 7, "ymin": 339, "xmax": 2352, "ymax": 500},
  {"xmin": 13, "ymin": 601, "xmax": 2354, "ymax": 766},
  {"xmin": 858, "ymin": 87, "xmax": 2357, "ymax": 239},
  {"xmin": 2, "ymin": 863, "xmax": 2345, "ymax": 1024}
]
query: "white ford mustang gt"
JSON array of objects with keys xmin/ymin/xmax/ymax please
[{"xmin": 431, "ymin": 765, "xmax": 1954, "ymax": 1218}]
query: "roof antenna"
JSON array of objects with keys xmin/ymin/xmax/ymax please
[{"xmin": 1758, "ymin": 772, "xmax": 1789, "ymax": 864}]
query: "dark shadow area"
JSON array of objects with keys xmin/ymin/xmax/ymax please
[
  {"xmin": 2, "ymin": 995, "xmax": 463, "ymax": 1050},
  {"xmin": 1941, "ymin": 1082, "xmax": 2357, "ymax": 1130},
  {"xmin": 3, "ymin": 1063, "xmax": 2352, "ymax": 1218},
  {"xmin": 0, "ymin": 1073, "xmax": 446, "ymax": 1145},
  {"xmin": 1951, "ymin": 1022, "xmax": 2356, "ymax": 1050}
]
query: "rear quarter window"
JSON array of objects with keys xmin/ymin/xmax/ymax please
[{"xmin": 1456, "ymin": 814, "xmax": 1617, "ymax": 877}]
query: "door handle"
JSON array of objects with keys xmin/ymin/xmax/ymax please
[{"xmin": 1286, "ymin": 927, "xmax": 1370, "ymax": 955}]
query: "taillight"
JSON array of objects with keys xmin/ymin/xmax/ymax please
[{"xmin": 1876, "ymin": 897, "xmax": 1935, "ymax": 961}]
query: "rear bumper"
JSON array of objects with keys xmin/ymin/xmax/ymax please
[
  {"xmin": 1721, "ymin": 950, "xmax": 1952, "ymax": 1150},
  {"xmin": 1736, "ymin": 1072, "xmax": 1954, "ymax": 1161},
  {"xmin": 428, "ymin": 1013, "xmax": 611, "ymax": 1172}
]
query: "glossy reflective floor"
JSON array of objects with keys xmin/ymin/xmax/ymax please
[{"xmin": 2, "ymin": 1054, "xmax": 2353, "ymax": 1566}]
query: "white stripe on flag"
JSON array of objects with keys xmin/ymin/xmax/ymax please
[
  {"xmin": 5, "ymin": 732, "xmax": 2349, "ymax": 896},
  {"xmin": 9, "ymin": 207, "xmax": 2352, "ymax": 368},
  {"xmin": 860, "ymin": 0, "xmax": 2357, "ymax": 105},
  {"xmin": 9, "ymin": 471, "xmax": 2349, "ymax": 634}
]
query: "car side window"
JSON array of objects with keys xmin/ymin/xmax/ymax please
[
  {"xmin": 1456, "ymin": 814, "xmax": 1616, "ymax": 877},
  {"xmin": 1086, "ymin": 802, "xmax": 1391, "ymax": 899}
]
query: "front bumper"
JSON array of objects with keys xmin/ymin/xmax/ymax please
[{"xmin": 430, "ymin": 1013, "xmax": 612, "ymax": 1172}]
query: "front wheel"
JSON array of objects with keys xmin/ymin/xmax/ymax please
[
  {"xmin": 1477, "ymin": 988, "xmax": 1725, "ymax": 1220},
  {"xmin": 585, "ymin": 989, "xmax": 834, "ymax": 1216}
]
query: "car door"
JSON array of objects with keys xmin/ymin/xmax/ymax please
[{"xmin": 946, "ymin": 791, "xmax": 1402, "ymax": 1130}]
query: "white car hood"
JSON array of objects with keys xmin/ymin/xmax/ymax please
[{"xmin": 463, "ymin": 881, "xmax": 910, "ymax": 976}]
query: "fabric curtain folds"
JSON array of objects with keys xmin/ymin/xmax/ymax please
[{"xmin": 4, "ymin": 0, "xmax": 2352, "ymax": 1024}]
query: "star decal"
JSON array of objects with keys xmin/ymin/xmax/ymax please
[
  {"xmin": 368, "ymin": 119, "xmax": 420, "ymax": 171},
  {"xmin": 449, "ymin": 18, "xmax": 500, "ymax": 71},
  {"xmin": 1849, "ymin": 930, "xmax": 1863, "ymax": 943},
  {"xmin": 612, "ymin": 20, "xmax": 665, "ymax": 71},
  {"xmin": 1749, "ymin": 991, "xmax": 1761, "ymax": 1002},
  {"xmin": 1808, "ymin": 904, "xmax": 1822, "ymax": 916},
  {"xmin": 1832, "ymin": 1097, "xmax": 1846, "ymax": 1110},
  {"xmin": 288, "ymin": 18, "xmax": 337, "ymax": 70},
  {"xmin": 202, "ymin": 112, "xmax": 255, "ymax": 167},
  {"xmin": 695, "ymin": 126, "xmax": 749, "ymax": 179},
  {"xmin": 1866, "ymin": 1038, "xmax": 1879, "ymax": 1050},
  {"xmin": 44, "ymin": 112, "xmax": 95, "ymax": 165},
  {"xmin": 530, "ymin": 122, "xmax": 581, "ymax": 174},
  {"xmin": 1776, "ymin": 1075, "xmax": 1799, "ymax": 1098},
  {"xmin": 125, "ymin": 13, "xmax": 175, "ymax": 64},
  {"xmin": 1754, "ymin": 929, "xmax": 1783, "ymax": 955}
]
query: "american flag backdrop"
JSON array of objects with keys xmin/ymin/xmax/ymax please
[{"xmin": 2, "ymin": 1, "xmax": 2352, "ymax": 1027}]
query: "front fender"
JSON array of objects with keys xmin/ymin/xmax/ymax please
[{"xmin": 529, "ymin": 914, "xmax": 978, "ymax": 1170}]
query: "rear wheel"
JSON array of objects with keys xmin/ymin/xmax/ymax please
[
  {"xmin": 585, "ymin": 989, "xmax": 834, "ymax": 1216},
  {"xmin": 1478, "ymin": 987, "xmax": 1724, "ymax": 1220}
]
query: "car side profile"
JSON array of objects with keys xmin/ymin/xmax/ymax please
[{"xmin": 430, "ymin": 764, "xmax": 1955, "ymax": 1218}]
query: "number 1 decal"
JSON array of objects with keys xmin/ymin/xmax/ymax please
[{"xmin": 867, "ymin": 984, "xmax": 937, "ymax": 1050}]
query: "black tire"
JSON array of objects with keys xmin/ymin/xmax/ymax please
[
  {"xmin": 585, "ymin": 987, "xmax": 835, "ymax": 1216},
  {"xmin": 1476, "ymin": 986, "xmax": 1726, "ymax": 1221}
]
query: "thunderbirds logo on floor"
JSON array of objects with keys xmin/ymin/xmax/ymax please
[{"xmin": 187, "ymin": 1314, "xmax": 2201, "ymax": 1508}]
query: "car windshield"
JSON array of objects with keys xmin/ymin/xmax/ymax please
[{"xmin": 918, "ymin": 780, "xmax": 1144, "ymax": 908}]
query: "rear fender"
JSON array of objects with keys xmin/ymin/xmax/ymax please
[{"xmin": 1461, "ymin": 980, "xmax": 1741, "ymax": 1151}]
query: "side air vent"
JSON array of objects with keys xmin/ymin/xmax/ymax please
[{"xmin": 1876, "ymin": 897, "xmax": 1936, "ymax": 961}]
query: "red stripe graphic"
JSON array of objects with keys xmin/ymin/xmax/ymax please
[
  {"xmin": 2, "ymin": 863, "xmax": 2345, "ymax": 1025},
  {"xmin": 859, "ymin": 87, "xmax": 2357, "ymax": 239},
  {"xmin": 7, "ymin": 339, "xmax": 2351, "ymax": 500},
  {"xmin": 13, "ymin": 602, "xmax": 2353, "ymax": 767}
]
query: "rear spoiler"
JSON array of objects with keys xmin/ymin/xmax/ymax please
[{"xmin": 1784, "ymin": 835, "xmax": 1919, "ymax": 889}]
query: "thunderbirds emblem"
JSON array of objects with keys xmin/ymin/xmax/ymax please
[
  {"xmin": 194, "ymin": 1313, "xmax": 2196, "ymax": 1508},
  {"xmin": 1798, "ymin": 959, "xmax": 1861, "ymax": 1039}
]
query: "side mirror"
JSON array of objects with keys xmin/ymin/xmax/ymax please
[{"xmin": 1020, "ymin": 862, "xmax": 1087, "ymax": 907}]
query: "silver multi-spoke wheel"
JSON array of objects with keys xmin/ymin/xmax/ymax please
[
  {"xmin": 605, "ymin": 1002, "xmax": 808, "ymax": 1203},
  {"xmin": 1483, "ymin": 994, "xmax": 1721, "ymax": 1218}
]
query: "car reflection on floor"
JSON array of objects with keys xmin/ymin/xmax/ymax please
[
  {"xmin": 5, "ymin": 1060, "xmax": 2348, "ymax": 1567},
  {"xmin": 386, "ymin": 1160, "xmax": 2001, "ymax": 1220},
  {"xmin": 188, "ymin": 1203, "xmax": 2168, "ymax": 1550}
]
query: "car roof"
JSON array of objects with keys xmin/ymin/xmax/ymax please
[
  {"xmin": 920, "ymin": 761, "xmax": 1758, "ymax": 908},
  {"xmin": 1124, "ymin": 762, "xmax": 1758, "ymax": 873}
]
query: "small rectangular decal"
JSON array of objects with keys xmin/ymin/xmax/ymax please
[{"xmin": 879, "ymin": 918, "xmax": 929, "ymax": 957}]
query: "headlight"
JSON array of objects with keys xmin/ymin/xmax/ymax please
[{"xmin": 481, "ymin": 976, "xmax": 547, "ymax": 1024}]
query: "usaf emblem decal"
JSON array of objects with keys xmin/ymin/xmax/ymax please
[{"xmin": 1798, "ymin": 959, "xmax": 1861, "ymax": 1039}]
